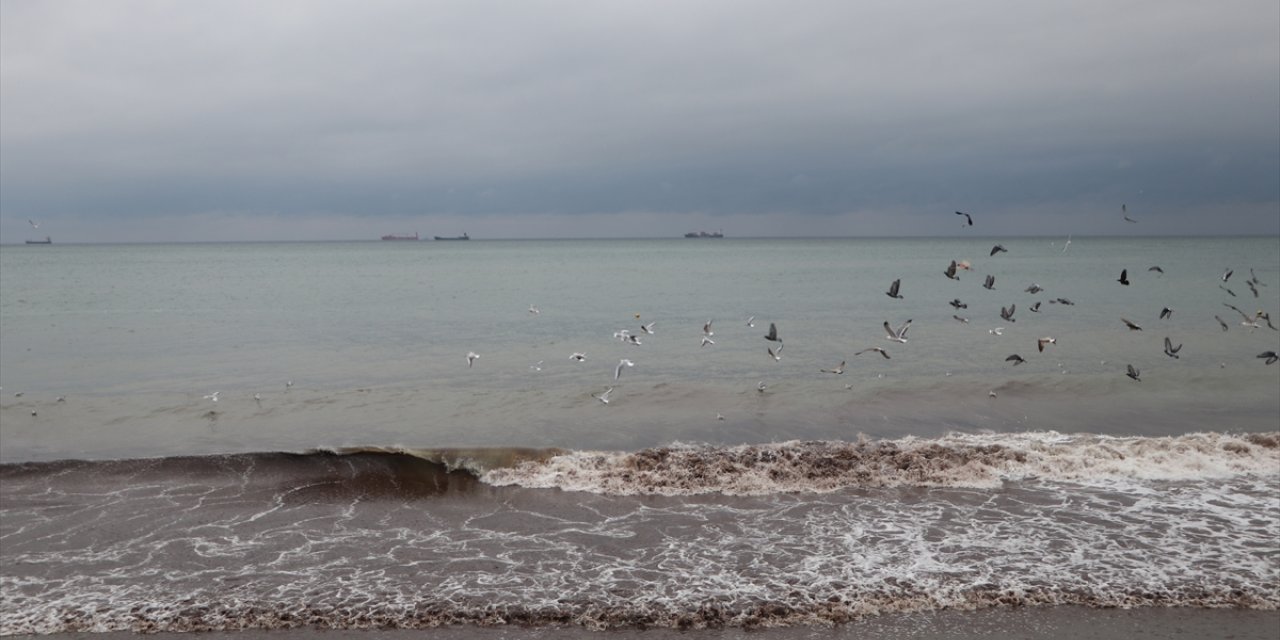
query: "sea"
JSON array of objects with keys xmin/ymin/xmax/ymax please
[{"xmin": 1, "ymin": 236, "xmax": 1278, "ymax": 638}]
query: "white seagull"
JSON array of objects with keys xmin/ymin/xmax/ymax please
[
  {"xmin": 528, "ymin": 304, "xmax": 540, "ymax": 315},
  {"xmin": 203, "ymin": 391, "xmax": 221, "ymax": 403},
  {"xmin": 640, "ymin": 322, "xmax": 656, "ymax": 335},
  {"xmin": 884, "ymin": 319, "xmax": 912, "ymax": 343},
  {"xmin": 703, "ymin": 319, "xmax": 715, "ymax": 337},
  {"xmin": 467, "ymin": 351, "xmax": 480, "ymax": 367},
  {"xmin": 593, "ymin": 387, "xmax": 614, "ymax": 404},
  {"xmin": 700, "ymin": 336, "xmax": 715, "ymax": 347},
  {"xmin": 615, "ymin": 358, "xmax": 635, "ymax": 380},
  {"xmin": 570, "ymin": 352, "xmax": 587, "ymax": 361}
]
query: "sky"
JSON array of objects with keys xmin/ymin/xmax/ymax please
[{"xmin": 1, "ymin": 0, "xmax": 1278, "ymax": 242}]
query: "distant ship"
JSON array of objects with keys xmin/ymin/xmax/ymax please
[
  {"xmin": 380, "ymin": 232, "xmax": 419, "ymax": 241},
  {"xmin": 684, "ymin": 230, "xmax": 723, "ymax": 238},
  {"xmin": 25, "ymin": 236, "xmax": 52, "ymax": 245},
  {"xmin": 434, "ymin": 233, "xmax": 470, "ymax": 241}
]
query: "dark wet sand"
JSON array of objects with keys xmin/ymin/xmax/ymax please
[{"xmin": 13, "ymin": 607, "xmax": 1278, "ymax": 639}]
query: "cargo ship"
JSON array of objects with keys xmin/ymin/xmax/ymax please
[
  {"xmin": 25, "ymin": 236, "xmax": 52, "ymax": 245},
  {"xmin": 380, "ymin": 232, "xmax": 419, "ymax": 241},
  {"xmin": 434, "ymin": 233, "xmax": 470, "ymax": 241},
  {"xmin": 684, "ymin": 229, "xmax": 723, "ymax": 238}
]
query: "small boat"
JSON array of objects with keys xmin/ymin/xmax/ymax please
[
  {"xmin": 380, "ymin": 232, "xmax": 419, "ymax": 241},
  {"xmin": 434, "ymin": 233, "xmax": 470, "ymax": 241},
  {"xmin": 25, "ymin": 237, "xmax": 52, "ymax": 245},
  {"xmin": 683, "ymin": 230, "xmax": 724, "ymax": 238}
]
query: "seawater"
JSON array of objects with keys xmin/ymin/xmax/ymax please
[{"xmin": 1, "ymin": 237, "xmax": 1278, "ymax": 633}]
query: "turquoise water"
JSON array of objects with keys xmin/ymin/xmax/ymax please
[{"xmin": 1, "ymin": 237, "xmax": 1277, "ymax": 460}]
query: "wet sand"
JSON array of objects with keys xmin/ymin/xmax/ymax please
[{"xmin": 9, "ymin": 607, "xmax": 1278, "ymax": 639}]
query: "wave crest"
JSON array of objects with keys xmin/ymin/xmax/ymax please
[{"xmin": 482, "ymin": 431, "xmax": 1280, "ymax": 495}]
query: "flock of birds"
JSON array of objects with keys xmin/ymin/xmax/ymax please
[{"xmin": 450, "ymin": 209, "xmax": 1278, "ymax": 407}]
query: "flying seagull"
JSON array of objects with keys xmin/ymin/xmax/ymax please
[
  {"xmin": 1247, "ymin": 281, "xmax": 1259, "ymax": 298},
  {"xmin": 1248, "ymin": 268, "xmax": 1266, "ymax": 287},
  {"xmin": 1163, "ymin": 337, "xmax": 1182, "ymax": 359},
  {"xmin": 1121, "ymin": 318, "xmax": 1143, "ymax": 331},
  {"xmin": 855, "ymin": 347, "xmax": 890, "ymax": 359},
  {"xmin": 1062, "ymin": 235, "xmax": 1071, "ymax": 253},
  {"xmin": 886, "ymin": 279, "xmax": 903, "ymax": 299},
  {"xmin": 615, "ymin": 359, "xmax": 635, "ymax": 380},
  {"xmin": 1222, "ymin": 268, "xmax": 1234, "ymax": 282},
  {"xmin": 1219, "ymin": 284, "xmax": 1237, "ymax": 297},
  {"xmin": 746, "ymin": 316, "xmax": 755, "ymax": 327},
  {"xmin": 593, "ymin": 387, "xmax": 614, "ymax": 404},
  {"xmin": 952, "ymin": 315, "xmax": 969, "ymax": 323},
  {"xmin": 203, "ymin": 391, "xmax": 220, "ymax": 403},
  {"xmin": 1037, "ymin": 337, "xmax": 1057, "ymax": 352},
  {"xmin": 1148, "ymin": 266, "xmax": 1164, "ymax": 275},
  {"xmin": 1122, "ymin": 204, "xmax": 1137, "ymax": 223},
  {"xmin": 884, "ymin": 319, "xmax": 912, "ymax": 343},
  {"xmin": 989, "ymin": 327, "xmax": 1004, "ymax": 336},
  {"xmin": 990, "ymin": 245, "xmax": 1007, "ymax": 256},
  {"xmin": 641, "ymin": 322, "xmax": 656, "ymax": 335},
  {"xmin": 28, "ymin": 219, "xmax": 39, "ymax": 229},
  {"xmin": 1126, "ymin": 364, "xmax": 1141, "ymax": 381},
  {"xmin": 956, "ymin": 211, "xmax": 973, "ymax": 226},
  {"xmin": 1029, "ymin": 302, "xmax": 1042, "ymax": 313},
  {"xmin": 944, "ymin": 260, "xmax": 960, "ymax": 280},
  {"xmin": 1005, "ymin": 354, "xmax": 1026, "ymax": 366},
  {"xmin": 467, "ymin": 352, "xmax": 480, "ymax": 368},
  {"xmin": 1025, "ymin": 284, "xmax": 1044, "ymax": 294},
  {"xmin": 767, "ymin": 346, "xmax": 782, "ymax": 362},
  {"xmin": 1053, "ymin": 297, "xmax": 1075, "ymax": 306},
  {"xmin": 1160, "ymin": 307, "xmax": 1173, "ymax": 320},
  {"xmin": 700, "ymin": 336, "xmax": 715, "ymax": 347},
  {"xmin": 528, "ymin": 305, "xmax": 540, "ymax": 315},
  {"xmin": 703, "ymin": 319, "xmax": 715, "ymax": 337},
  {"xmin": 949, "ymin": 299, "xmax": 968, "ymax": 310},
  {"xmin": 764, "ymin": 322, "xmax": 782, "ymax": 344},
  {"xmin": 983, "ymin": 275, "xmax": 996, "ymax": 290},
  {"xmin": 1000, "ymin": 304, "xmax": 1017, "ymax": 322},
  {"xmin": 1117, "ymin": 269, "xmax": 1130, "ymax": 286},
  {"xmin": 1223, "ymin": 303, "xmax": 1261, "ymax": 329},
  {"xmin": 820, "ymin": 361, "xmax": 846, "ymax": 374},
  {"xmin": 1215, "ymin": 315, "xmax": 1230, "ymax": 332},
  {"xmin": 1259, "ymin": 351, "xmax": 1279, "ymax": 365},
  {"xmin": 570, "ymin": 352, "xmax": 587, "ymax": 361}
]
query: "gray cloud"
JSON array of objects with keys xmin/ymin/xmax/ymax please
[{"xmin": 2, "ymin": 0, "xmax": 1277, "ymax": 241}]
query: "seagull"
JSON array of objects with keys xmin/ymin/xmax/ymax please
[
  {"xmin": 1122, "ymin": 204, "xmax": 1138, "ymax": 223},
  {"xmin": 613, "ymin": 329, "xmax": 632, "ymax": 341},
  {"xmin": 1222, "ymin": 268, "xmax": 1234, "ymax": 282},
  {"xmin": 952, "ymin": 315, "xmax": 969, "ymax": 323},
  {"xmin": 745, "ymin": 316, "xmax": 755, "ymax": 328},
  {"xmin": 1029, "ymin": 302, "xmax": 1042, "ymax": 313},
  {"xmin": 767, "ymin": 346, "xmax": 782, "ymax": 362},
  {"xmin": 529, "ymin": 361, "xmax": 544, "ymax": 372},
  {"xmin": 286, "ymin": 380, "xmax": 293, "ymax": 390},
  {"xmin": 467, "ymin": 352, "xmax": 480, "ymax": 368},
  {"xmin": 1259, "ymin": 351, "xmax": 1279, "ymax": 365},
  {"xmin": 1215, "ymin": 315, "xmax": 1230, "ymax": 332},
  {"xmin": 203, "ymin": 391, "xmax": 221, "ymax": 403},
  {"xmin": 1025, "ymin": 284, "xmax": 1044, "ymax": 294},
  {"xmin": 1053, "ymin": 297, "xmax": 1075, "ymax": 306},
  {"xmin": 886, "ymin": 279, "xmax": 903, "ymax": 299},
  {"xmin": 1260, "ymin": 311, "xmax": 1278, "ymax": 331},
  {"xmin": 1219, "ymin": 284, "xmax": 1237, "ymax": 297},
  {"xmin": 855, "ymin": 347, "xmax": 890, "ymax": 359},
  {"xmin": 764, "ymin": 322, "xmax": 782, "ymax": 344},
  {"xmin": 614, "ymin": 359, "xmax": 634, "ymax": 380},
  {"xmin": 1247, "ymin": 281, "xmax": 1259, "ymax": 298},
  {"xmin": 570, "ymin": 352, "xmax": 587, "ymax": 361},
  {"xmin": 1223, "ymin": 303, "xmax": 1260, "ymax": 329},
  {"xmin": 989, "ymin": 390, "xmax": 998, "ymax": 398},
  {"xmin": 1149, "ymin": 266, "xmax": 1164, "ymax": 275},
  {"xmin": 989, "ymin": 327, "xmax": 1004, "ymax": 336},
  {"xmin": 1248, "ymin": 268, "xmax": 1266, "ymax": 287},
  {"xmin": 820, "ymin": 361, "xmax": 846, "ymax": 374},
  {"xmin": 593, "ymin": 387, "xmax": 614, "ymax": 404},
  {"xmin": 949, "ymin": 299, "xmax": 968, "ymax": 310},
  {"xmin": 1006, "ymin": 354, "xmax": 1026, "ymax": 366},
  {"xmin": 1158, "ymin": 307, "xmax": 1175, "ymax": 320},
  {"xmin": 1061, "ymin": 235, "xmax": 1071, "ymax": 253},
  {"xmin": 1126, "ymin": 364, "xmax": 1141, "ymax": 381},
  {"xmin": 955, "ymin": 211, "xmax": 973, "ymax": 226},
  {"xmin": 700, "ymin": 336, "xmax": 715, "ymax": 347},
  {"xmin": 716, "ymin": 413, "xmax": 725, "ymax": 421},
  {"xmin": 757, "ymin": 381, "xmax": 768, "ymax": 393},
  {"xmin": 1121, "ymin": 318, "xmax": 1143, "ymax": 331},
  {"xmin": 28, "ymin": 219, "xmax": 39, "ymax": 229},
  {"xmin": 1117, "ymin": 269, "xmax": 1130, "ymax": 286},
  {"xmin": 625, "ymin": 334, "xmax": 643, "ymax": 345},
  {"xmin": 1163, "ymin": 337, "xmax": 1182, "ymax": 359},
  {"xmin": 1037, "ymin": 337, "xmax": 1056, "ymax": 352},
  {"xmin": 990, "ymin": 244, "xmax": 1007, "ymax": 256},
  {"xmin": 641, "ymin": 322, "xmax": 656, "ymax": 335},
  {"xmin": 528, "ymin": 305, "xmax": 540, "ymax": 315},
  {"xmin": 253, "ymin": 393, "xmax": 262, "ymax": 405},
  {"xmin": 703, "ymin": 320, "xmax": 715, "ymax": 337},
  {"xmin": 884, "ymin": 319, "xmax": 912, "ymax": 343},
  {"xmin": 983, "ymin": 275, "xmax": 996, "ymax": 290},
  {"xmin": 1000, "ymin": 304, "xmax": 1016, "ymax": 322},
  {"xmin": 944, "ymin": 260, "xmax": 960, "ymax": 280}
]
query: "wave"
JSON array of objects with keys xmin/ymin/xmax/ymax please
[{"xmin": 482, "ymin": 431, "xmax": 1280, "ymax": 496}]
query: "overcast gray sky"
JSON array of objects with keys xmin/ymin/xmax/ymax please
[{"xmin": 2, "ymin": 0, "xmax": 1277, "ymax": 241}]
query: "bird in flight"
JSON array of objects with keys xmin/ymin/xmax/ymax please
[
  {"xmin": 1000, "ymin": 305, "xmax": 1017, "ymax": 323},
  {"xmin": 884, "ymin": 319, "xmax": 912, "ymax": 343},
  {"xmin": 1214, "ymin": 315, "xmax": 1229, "ymax": 332},
  {"xmin": 1222, "ymin": 268, "xmax": 1234, "ymax": 282},
  {"xmin": 820, "ymin": 361, "xmax": 846, "ymax": 374},
  {"xmin": 989, "ymin": 327, "xmax": 1004, "ymax": 336},
  {"xmin": 1160, "ymin": 307, "xmax": 1173, "ymax": 320},
  {"xmin": 1258, "ymin": 351, "xmax": 1278, "ymax": 365},
  {"xmin": 1148, "ymin": 266, "xmax": 1164, "ymax": 275},
  {"xmin": 570, "ymin": 352, "xmax": 587, "ymax": 361},
  {"xmin": 528, "ymin": 305, "xmax": 540, "ymax": 315},
  {"xmin": 1163, "ymin": 337, "xmax": 1182, "ymax": 359},
  {"xmin": 700, "ymin": 336, "xmax": 715, "ymax": 347},
  {"xmin": 1219, "ymin": 284, "xmax": 1237, "ymax": 297},
  {"xmin": 641, "ymin": 322, "xmax": 656, "ymax": 335},
  {"xmin": 28, "ymin": 219, "xmax": 39, "ymax": 229},
  {"xmin": 990, "ymin": 244, "xmax": 1007, "ymax": 256},
  {"xmin": 983, "ymin": 275, "xmax": 996, "ymax": 290},
  {"xmin": 1025, "ymin": 284, "xmax": 1045, "ymax": 294},
  {"xmin": 956, "ymin": 211, "xmax": 973, "ymax": 226},
  {"xmin": 203, "ymin": 391, "xmax": 220, "ymax": 403},
  {"xmin": 886, "ymin": 279, "xmax": 903, "ymax": 299},
  {"xmin": 764, "ymin": 322, "xmax": 782, "ymax": 344},
  {"xmin": 952, "ymin": 315, "xmax": 969, "ymax": 323},
  {"xmin": 703, "ymin": 320, "xmax": 715, "ymax": 337},
  {"xmin": 1005, "ymin": 354, "xmax": 1026, "ymax": 366},
  {"xmin": 593, "ymin": 387, "xmax": 614, "ymax": 404},
  {"xmin": 1037, "ymin": 337, "xmax": 1056, "ymax": 352},
  {"xmin": 1122, "ymin": 204, "xmax": 1138, "ymax": 223},
  {"xmin": 1121, "ymin": 318, "xmax": 1143, "ymax": 331},
  {"xmin": 745, "ymin": 316, "xmax": 755, "ymax": 328},
  {"xmin": 1029, "ymin": 302, "xmax": 1042, "ymax": 313},
  {"xmin": 767, "ymin": 346, "xmax": 782, "ymax": 362},
  {"xmin": 949, "ymin": 299, "xmax": 968, "ymax": 310},
  {"xmin": 1117, "ymin": 269, "xmax": 1130, "ymax": 286},
  {"xmin": 1126, "ymin": 364, "xmax": 1141, "ymax": 381},
  {"xmin": 944, "ymin": 261, "xmax": 960, "ymax": 280},
  {"xmin": 615, "ymin": 359, "xmax": 635, "ymax": 380},
  {"xmin": 467, "ymin": 352, "xmax": 480, "ymax": 368},
  {"xmin": 855, "ymin": 347, "xmax": 890, "ymax": 359}
]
